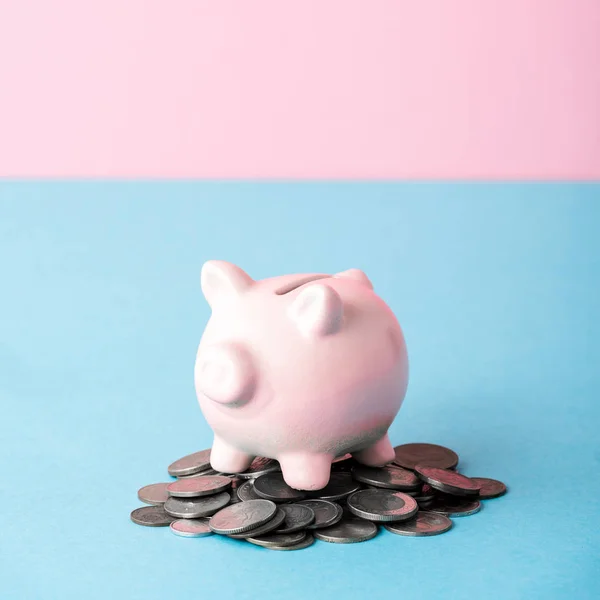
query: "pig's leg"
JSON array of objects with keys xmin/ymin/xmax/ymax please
[
  {"xmin": 210, "ymin": 435, "xmax": 254, "ymax": 473},
  {"xmin": 352, "ymin": 433, "xmax": 395, "ymax": 466},
  {"xmin": 279, "ymin": 452, "xmax": 333, "ymax": 491}
]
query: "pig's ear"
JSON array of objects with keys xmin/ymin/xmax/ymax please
[
  {"xmin": 201, "ymin": 260, "xmax": 254, "ymax": 308},
  {"xmin": 196, "ymin": 343, "xmax": 255, "ymax": 406},
  {"xmin": 334, "ymin": 268, "xmax": 373, "ymax": 290},
  {"xmin": 288, "ymin": 284, "xmax": 343, "ymax": 337}
]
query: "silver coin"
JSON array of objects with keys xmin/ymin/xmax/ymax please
[
  {"xmin": 275, "ymin": 503, "xmax": 315, "ymax": 533},
  {"xmin": 308, "ymin": 472, "xmax": 361, "ymax": 502},
  {"xmin": 246, "ymin": 529, "xmax": 306, "ymax": 548},
  {"xmin": 131, "ymin": 505, "xmax": 175, "ymax": 527},
  {"xmin": 346, "ymin": 489, "xmax": 418, "ymax": 522},
  {"xmin": 428, "ymin": 497, "xmax": 482, "ymax": 517},
  {"xmin": 393, "ymin": 443, "xmax": 459, "ymax": 470},
  {"xmin": 414, "ymin": 465, "xmax": 480, "ymax": 497},
  {"xmin": 164, "ymin": 492, "xmax": 231, "ymax": 518},
  {"xmin": 236, "ymin": 457, "xmax": 281, "ymax": 479},
  {"xmin": 236, "ymin": 480, "xmax": 262, "ymax": 502},
  {"xmin": 168, "ymin": 449, "xmax": 212, "ymax": 477},
  {"xmin": 384, "ymin": 511, "xmax": 453, "ymax": 536},
  {"xmin": 469, "ymin": 477, "xmax": 507, "ymax": 499},
  {"xmin": 227, "ymin": 508, "xmax": 286, "ymax": 539},
  {"xmin": 167, "ymin": 475, "xmax": 231, "ymax": 498},
  {"xmin": 177, "ymin": 468, "xmax": 219, "ymax": 479},
  {"xmin": 297, "ymin": 500, "xmax": 343, "ymax": 529},
  {"xmin": 352, "ymin": 464, "xmax": 421, "ymax": 491},
  {"xmin": 137, "ymin": 483, "xmax": 171, "ymax": 505},
  {"xmin": 313, "ymin": 516, "xmax": 378, "ymax": 544},
  {"xmin": 209, "ymin": 499, "xmax": 277, "ymax": 534},
  {"xmin": 170, "ymin": 518, "xmax": 213, "ymax": 538},
  {"xmin": 253, "ymin": 473, "xmax": 306, "ymax": 502},
  {"xmin": 266, "ymin": 533, "xmax": 315, "ymax": 551}
]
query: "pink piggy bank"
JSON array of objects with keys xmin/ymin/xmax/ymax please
[{"xmin": 194, "ymin": 260, "xmax": 409, "ymax": 490}]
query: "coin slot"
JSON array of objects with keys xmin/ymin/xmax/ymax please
[{"xmin": 274, "ymin": 275, "xmax": 330, "ymax": 295}]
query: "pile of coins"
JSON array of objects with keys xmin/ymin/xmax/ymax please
[{"xmin": 130, "ymin": 443, "xmax": 507, "ymax": 550}]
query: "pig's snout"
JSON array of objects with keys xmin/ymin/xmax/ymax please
[{"xmin": 196, "ymin": 343, "xmax": 255, "ymax": 406}]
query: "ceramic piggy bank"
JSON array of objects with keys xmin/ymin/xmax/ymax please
[{"xmin": 194, "ymin": 260, "xmax": 409, "ymax": 490}]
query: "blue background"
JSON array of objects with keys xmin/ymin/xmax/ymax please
[{"xmin": 1, "ymin": 183, "xmax": 599, "ymax": 600}]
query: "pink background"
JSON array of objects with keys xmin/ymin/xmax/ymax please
[{"xmin": 0, "ymin": 0, "xmax": 599, "ymax": 179}]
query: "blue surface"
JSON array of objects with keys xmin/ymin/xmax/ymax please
[{"xmin": 0, "ymin": 183, "xmax": 599, "ymax": 600}]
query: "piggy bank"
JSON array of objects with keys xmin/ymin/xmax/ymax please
[{"xmin": 194, "ymin": 260, "xmax": 409, "ymax": 490}]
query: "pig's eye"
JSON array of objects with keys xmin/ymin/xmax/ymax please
[{"xmin": 275, "ymin": 275, "xmax": 330, "ymax": 295}]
